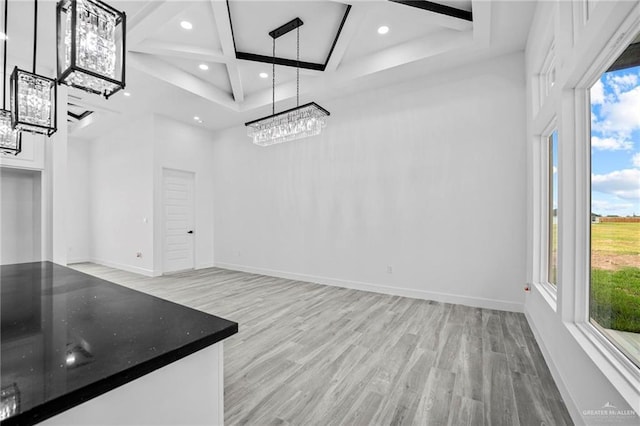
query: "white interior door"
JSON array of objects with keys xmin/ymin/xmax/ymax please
[{"xmin": 163, "ymin": 169, "xmax": 195, "ymax": 274}]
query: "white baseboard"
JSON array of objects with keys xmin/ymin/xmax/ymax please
[
  {"xmin": 67, "ymin": 258, "xmax": 91, "ymax": 265},
  {"xmin": 91, "ymin": 258, "xmax": 156, "ymax": 277},
  {"xmin": 524, "ymin": 310, "xmax": 581, "ymax": 424},
  {"xmin": 153, "ymin": 263, "xmax": 217, "ymax": 277},
  {"xmin": 214, "ymin": 262, "xmax": 523, "ymax": 312}
]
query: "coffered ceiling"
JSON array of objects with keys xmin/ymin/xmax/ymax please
[{"xmin": 1, "ymin": 0, "xmax": 536, "ymax": 139}]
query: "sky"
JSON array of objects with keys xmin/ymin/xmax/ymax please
[{"xmin": 590, "ymin": 65, "xmax": 640, "ymax": 217}]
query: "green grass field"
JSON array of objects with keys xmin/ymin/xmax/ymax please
[
  {"xmin": 590, "ymin": 222, "xmax": 640, "ymax": 333},
  {"xmin": 591, "ymin": 268, "xmax": 640, "ymax": 332},
  {"xmin": 592, "ymin": 222, "xmax": 640, "ymax": 255}
]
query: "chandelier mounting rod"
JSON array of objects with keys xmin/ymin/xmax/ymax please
[
  {"xmin": 32, "ymin": 0, "xmax": 37, "ymax": 74},
  {"xmin": 2, "ymin": 0, "xmax": 8, "ymax": 109},
  {"xmin": 296, "ymin": 26, "xmax": 299, "ymax": 107},
  {"xmin": 272, "ymin": 37, "xmax": 275, "ymax": 115},
  {"xmin": 269, "ymin": 17, "xmax": 303, "ymax": 39},
  {"xmin": 268, "ymin": 17, "xmax": 303, "ymax": 116}
]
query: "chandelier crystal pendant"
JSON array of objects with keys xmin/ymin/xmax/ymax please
[
  {"xmin": 0, "ymin": 0, "xmax": 21, "ymax": 155},
  {"xmin": 0, "ymin": 110, "xmax": 21, "ymax": 156},
  {"xmin": 11, "ymin": 0, "xmax": 57, "ymax": 137},
  {"xmin": 246, "ymin": 102, "xmax": 330, "ymax": 146},
  {"xmin": 245, "ymin": 18, "xmax": 329, "ymax": 147},
  {"xmin": 57, "ymin": 0, "xmax": 126, "ymax": 98}
]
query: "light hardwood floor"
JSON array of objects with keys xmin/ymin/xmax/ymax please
[{"xmin": 70, "ymin": 263, "xmax": 573, "ymax": 426}]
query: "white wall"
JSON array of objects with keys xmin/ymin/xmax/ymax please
[
  {"xmin": 153, "ymin": 115, "xmax": 216, "ymax": 274},
  {"xmin": 212, "ymin": 52, "xmax": 527, "ymax": 312},
  {"xmin": 67, "ymin": 138, "xmax": 91, "ymax": 263},
  {"xmin": 89, "ymin": 114, "xmax": 155, "ymax": 275},
  {"xmin": 49, "ymin": 86, "xmax": 69, "ymax": 266},
  {"xmin": 68, "ymin": 114, "xmax": 215, "ymax": 276},
  {"xmin": 0, "ymin": 168, "xmax": 42, "ymax": 264}
]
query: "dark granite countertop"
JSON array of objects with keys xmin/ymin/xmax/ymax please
[{"xmin": 0, "ymin": 262, "xmax": 238, "ymax": 425}]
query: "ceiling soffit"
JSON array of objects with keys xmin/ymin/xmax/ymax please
[
  {"xmin": 65, "ymin": 0, "xmax": 491, "ymax": 136},
  {"xmin": 229, "ymin": 1, "xmax": 351, "ymax": 71}
]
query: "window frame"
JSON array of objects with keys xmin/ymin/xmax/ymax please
[
  {"xmin": 585, "ymin": 58, "xmax": 640, "ymax": 374},
  {"xmin": 547, "ymin": 130, "xmax": 559, "ymax": 286},
  {"xmin": 532, "ymin": 118, "xmax": 559, "ymax": 309},
  {"xmin": 567, "ymin": 7, "xmax": 640, "ymax": 386}
]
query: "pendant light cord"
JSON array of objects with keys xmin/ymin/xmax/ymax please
[
  {"xmin": 2, "ymin": 0, "xmax": 8, "ymax": 109},
  {"xmin": 296, "ymin": 26, "xmax": 299, "ymax": 108},
  {"xmin": 32, "ymin": 0, "xmax": 37, "ymax": 74},
  {"xmin": 272, "ymin": 38, "xmax": 275, "ymax": 116},
  {"xmin": 270, "ymin": 22, "xmax": 301, "ymax": 115}
]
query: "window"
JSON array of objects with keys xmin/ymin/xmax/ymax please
[
  {"xmin": 548, "ymin": 131, "xmax": 558, "ymax": 285},
  {"xmin": 589, "ymin": 33, "xmax": 640, "ymax": 368}
]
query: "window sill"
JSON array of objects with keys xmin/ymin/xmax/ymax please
[
  {"xmin": 568, "ymin": 321, "xmax": 640, "ymax": 410},
  {"xmin": 532, "ymin": 281, "xmax": 558, "ymax": 312}
]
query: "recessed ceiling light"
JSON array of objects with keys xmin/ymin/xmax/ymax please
[
  {"xmin": 377, "ymin": 25, "xmax": 389, "ymax": 35},
  {"xmin": 193, "ymin": 116, "xmax": 200, "ymax": 121},
  {"xmin": 123, "ymin": 92, "xmax": 131, "ymax": 97},
  {"xmin": 180, "ymin": 21, "xmax": 193, "ymax": 30},
  {"xmin": 199, "ymin": 63, "xmax": 209, "ymax": 71},
  {"xmin": 259, "ymin": 72, "xmax": 268, "ymax": 79}
]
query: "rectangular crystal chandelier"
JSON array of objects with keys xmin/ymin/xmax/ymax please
[
  {"xmin": 246, "ymin": 102, "xmax": 329, "ymax": 147},
  {"xmin": 245, "ymin": 18, "xmax": 330, "ymax": 147},
  {"xmin": 10, "ymin": 67, "xmax": 57, "ymax": 137},
  {"xmin": 57, "ymin": 0, "xmax": 126, "ymax": 98},
  {"xmin": 0, "ymin": 109, "xmax": 22, "ymax": 155}
]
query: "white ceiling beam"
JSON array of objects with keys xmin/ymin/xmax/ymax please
[
  {"xmin": 210, "ymin": 0, "xmax": 245, "ymax": 103},
  {"xmin": 323, "ymin": 4, "xmax": 370, "ymax": 72},
  {"xmin": 126, "ymin": 1, "xmax": 187, "ymax": 48},
  {"xmin": 225, "ymin": 62, "xmax": 245, "ymax": 103},
  {"xmin": 210, "ymin": 0, "xmax": 236, "ymax": 58},
  {"xmin": 130, "ymin": 41, "xmax": 228, "ymax": 64},
  {"xmin": 129, "ymin": 52, "xmax": 238, "ymax": 111}
]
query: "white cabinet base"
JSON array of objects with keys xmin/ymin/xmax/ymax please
[{"xmin": 42, "ymin": 343, "xmax": 224, "ymax": 425}]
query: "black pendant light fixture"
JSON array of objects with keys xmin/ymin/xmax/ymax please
[
  {"xmin": 0, "ymin": 0, "xmax": 21, "ymax": 155},
  {"xmin": 57, "ymin": 0, "xmax": 126, "ymax": 98},
  {"xmin": 245, "ymin": 18, "xmax": 330, "ymax": 147},
  {"xmin": 11, "ymin": 0, "xmax": 57, "ymax": 137}
]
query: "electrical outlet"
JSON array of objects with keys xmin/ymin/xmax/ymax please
[
  {"xmin": 136, "ymin": 252, "xmax": 143, "ymax": 258},
  {"xmin": 235, "ymin": 249, "xmax": 241, "ymax": 257},
  {"xmin": 387, "ymin": 265, "xmax": 393, "ymax": 274}
]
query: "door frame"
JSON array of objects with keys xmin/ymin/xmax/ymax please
[{"xmin": 161, "ymin": 167, "xmax": 196, "ymax": 275}]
